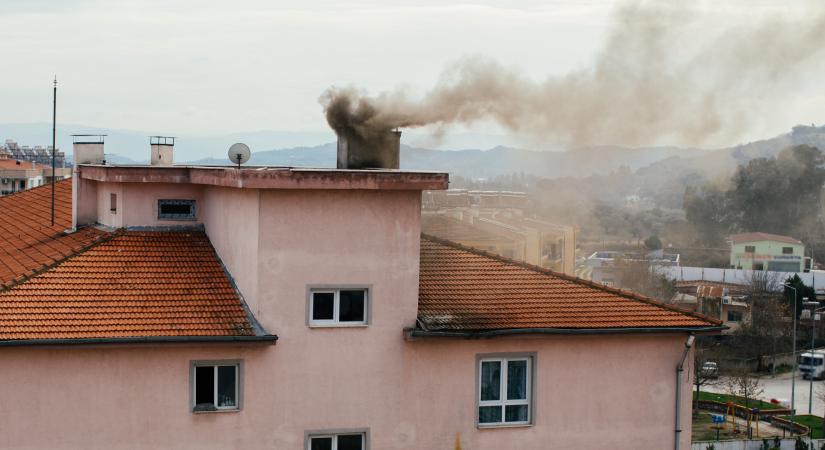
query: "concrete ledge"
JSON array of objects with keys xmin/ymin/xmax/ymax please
[{"xmin": 78, "ymin": 165, "xmax": 449, "ymax": 191}]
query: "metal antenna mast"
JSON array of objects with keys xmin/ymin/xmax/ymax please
[{"xmin": 51, "ymin": 76, "xmax": 57, "ymax": 226}]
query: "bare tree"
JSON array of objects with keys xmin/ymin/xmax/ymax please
[
  {"xmin": 693, "ymin": 343, "xmax": 720, "ymax": 413},
  {"xmin": 737, "ymin": 295, "xmax": 793, "ymax": 374},
  {"xmin": 745, "ymin": 270, "xmax": 782, "ymax": 297},
  {"xmin": 725, "ymin": 369, "xmax": 764, "ymax": 407}
]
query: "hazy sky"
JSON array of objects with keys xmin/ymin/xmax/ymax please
[{"xmin": 1, "ymin": 0, "xmax": 823, "ymax": 149}]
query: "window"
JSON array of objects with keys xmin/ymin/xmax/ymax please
[
  {"xmin": 191, "ymin": 361, "xmax": 241, "ymax": 412},
  {"xmin": 158, "ymin": 199, "xmax": 196, "ymax": 220},
  {"xmin": 744, "ymin": 245, "xmax": 756, "ymax": 253},
  {"xmin": 753, "ymin": 262, "xmax": 764, "ymax": 271},
  {"xmin": 110, "ymin": 193, "xmax": 117, "ymax": 213},
  {"xmin": 478, "ymin": 356, "xmax": 532, "ymax": 426},
  {"xmin": 727, "ymin": 310, "xmax": 743, "ymax": 322},
  {"xmin": 783, "ymin": 247, "xmax": 794, "ymax": 255},
  {"xmin": 307, "ymin": 432, "xmax": 366, "ymax": 450},
  {"xmin": 309, "ymin": 288, "xmax": 368, "ymax": 326}
]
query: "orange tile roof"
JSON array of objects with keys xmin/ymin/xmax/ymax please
[
  {"xmin": 0, "ymin": 180, "xmax": 107, "ymax": 288},
  {"xmin": 0, "ymin": 231, "xmax": 259, "ymax": 340},
  {"xmin": 418, "ymin": 235, "xmax": 720, "ymax": 332},
  {"xmin": 0, "ymin": 159, "xmax": 51, "ymax": 170}
]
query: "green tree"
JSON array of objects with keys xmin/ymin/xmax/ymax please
[
  {"xmin": 683, "ymin": 184, "xmax": 731, "ymax": 246},
  {"xmin": 784, "ymin": 274, "xmax": 816, "ymax": 319},
  {"xmin": 727, "ymin": 145, "xmax": 825, "ymax": 237},
  {"xmin": 644, "ymin": 235, "xmax": 663, "ymax": 250}
]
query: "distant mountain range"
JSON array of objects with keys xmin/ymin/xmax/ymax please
[{"xmin": 2, "ymin": 122, "xmax": 824, "ymax": 181}]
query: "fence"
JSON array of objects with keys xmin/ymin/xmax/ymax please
[{"xmin": 692, "ymin": 438, "xmax": 825, "ymax": 450}]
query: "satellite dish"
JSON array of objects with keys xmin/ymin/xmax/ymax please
[{"xmin": 228, "ymin": 143, "xmax": 251, "ymax": 168}]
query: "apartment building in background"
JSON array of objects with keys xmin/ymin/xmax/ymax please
[
  {"xmin": 0, "ymin": 135, "xmax": 721, "ymax": 450},
  {"xmin": 0, "ymin": 139, "xmax": 71, "ymax": 195},
  {"xmin": 422, "ymin": 189, "xmax": 576, "ymax": 274}
]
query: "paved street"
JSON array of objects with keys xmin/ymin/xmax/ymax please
[{"xmin": 707, "ymin": 372, "xmax": 825, "ymax": 416}]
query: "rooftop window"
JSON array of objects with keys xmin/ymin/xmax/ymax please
[{"xmin": 158, "ymin": 199, "xmax": 196, "ymax": 220}]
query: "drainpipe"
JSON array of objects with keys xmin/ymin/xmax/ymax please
[{"xmin": 675, "ymin": 334, "xmax": 695, "ymax": 450}]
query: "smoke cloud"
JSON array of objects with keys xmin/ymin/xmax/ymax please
[{"xmin": 320, "ymin": 1, "xmax": 825, "ymax": 148}]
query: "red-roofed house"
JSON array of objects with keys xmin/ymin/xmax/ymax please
[
  {"xmin": 0, "ymin": 154, "xmax": 71, "ymax": 195},
  {"xmin": 0, "ymin": 138, "xmax": 721, "ymax": 449}
]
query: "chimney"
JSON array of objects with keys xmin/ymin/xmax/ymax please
[
  {"xmin": 337, "ymin": 129, "xmax": 401, "ymax": 170},
  {"xmin": 71, "ymin": 135, "xmax": 106, "ymax": 165},
  {"xmin": 150, "ymin": 136, "xmax": 175, "ymax": 166}
]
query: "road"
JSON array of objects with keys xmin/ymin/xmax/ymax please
[{"xmin": 707, "ymin": 371, "xmax": 825, "ymax": 416}]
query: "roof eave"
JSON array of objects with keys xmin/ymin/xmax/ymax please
[
  {"xmin": 404, "ymin": 326, "xmax": 727, "ymax": 340},
  {"xmin": 0, "ymin": 334, "xmax": 279, "ymax": 348}
]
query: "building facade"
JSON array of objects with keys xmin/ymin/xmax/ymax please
[
  {"xmin": 729, "ymin": 232, "xmax": 807, "ymax": 272},
  {"xmin": 0, "ymin": 139, "xmax": 720, "ymax": 449}
]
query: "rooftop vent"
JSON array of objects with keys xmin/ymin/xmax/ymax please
[
  {"xmin": 150, "ymin": 136, "xmax": 175, "ymax": 166},
  {"xmin": 71, "ymin": 135, "xmax": 106, "ymax": 165}
]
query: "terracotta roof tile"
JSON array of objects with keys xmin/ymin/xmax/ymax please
[
  {"xmin": 418, "ymin": 235, "xmax": 720, "ymax": 331},
  {"xmin": 0, "ymin": 231, "xmax": 256, "ymax": 340},
  {"xmin": 0, "ymin": 179, "xmax": 107, "ymax": 287}
]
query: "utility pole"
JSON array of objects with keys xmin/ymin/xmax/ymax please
[{"xmin": 51, "ymin": 76, "xmax": 57, "ymax": 226}]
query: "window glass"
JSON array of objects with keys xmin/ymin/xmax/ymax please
[
  {"xmin": 783, "ymin": 247, "xmax": 794, "ymax": 254},
  {"xmin": 195, "ymin": 366, "xmax": 214, "ymax": 406},
  {"xmin": 507, "ymin": 360, "xmax": 527, "ymax": 400},
  {"xmin": 479, "ymin": 356, "xmax": 532, "ymax": 426},
  {"xmin": 479, "ymin": 406, "xmax": 502, "ymax": 424},
  {"xmin": 312, "ymin": 292, "xmax": 335, "ymax": 321},
  {"xmin": 339, "ymin": 290, "xmax": 365, "ymax": 322},
  {"xmin": 337, "ymin": 434, "xmax": 363, "ymax": 450},
  {"xmin": 310, "ymin": 437, "xmax": 333, "ymax": 450},
  {"xmin": 505, "ymin": 405, "xmax": 529, "ymax": 422},
  {"xmin": 480, "ymin": 361, "xmax": 501, "ymax": 401},
  {"xmin": 158, "ymin": 199, "xmax": 196, "ymax": 220},
  {"xmin": 217, "ymin": 365, "xmax": 237, "ymax": 407},
  {"xmin": 745, "ymin": 246, "xmax": 755, "ymax": 253}
]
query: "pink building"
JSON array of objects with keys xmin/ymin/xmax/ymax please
[{"xmin": 0, "ymin": 138, "xmax": 721, "ymax": 449}]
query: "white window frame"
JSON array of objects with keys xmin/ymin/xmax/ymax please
[
  {"xmin": 191, "ymin": 361, "xmax": 241, "ymax": 412},
  {"xmin": 306, "ymin": 432, "xmax": 367, "ymax": 450},
  {"xmin": 477, "ymin": 356, "xmax": 532, "ymax": 427},
  {"xmin": 308, "ymin": 288, "xmax": 368, "ymax": 327}
]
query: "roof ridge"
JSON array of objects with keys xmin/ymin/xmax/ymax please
[
  {"xmin": 420, "ymin": 233, "xmax": 722, "ymax": 327},
  {"xmin": 199, "ymin": 231, "xmax": 270, "ymax": 338},
  {"xmin": 0, "ymin": 227, "xmax": 120, "ymax": 292}
]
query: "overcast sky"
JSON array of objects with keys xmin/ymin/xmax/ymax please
[{"xmin": 1, "ymin": 0, "xmax": 823, "ymax": 149}]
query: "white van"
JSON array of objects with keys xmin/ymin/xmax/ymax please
[{"xmin": 799, "ymin": 352, "xmax": 825, "ymax": 380}]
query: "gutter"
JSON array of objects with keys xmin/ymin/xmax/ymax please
[
  {"xmin": 405, "ymin": 326, "xmax": 725, "ymax": 339},
  {"xmin": 675, "ymin": 335, "xmax": 695, "ymax": 450},
  {"xmin": 0, "ymin": 334, "xmax": 278, "ymax": 348}
]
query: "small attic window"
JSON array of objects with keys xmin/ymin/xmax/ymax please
[{"xmin": 158, "ymin": 199, "xmax": 196, "ymax": 220}]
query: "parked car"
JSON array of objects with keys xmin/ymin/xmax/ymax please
[{"xmin": 701, "ymin": 361, "xmax": 719, "ymax": 378}]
